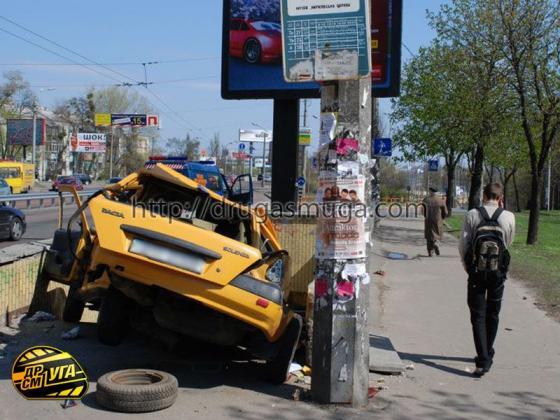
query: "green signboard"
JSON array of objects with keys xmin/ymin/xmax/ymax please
[{"xmin": 280, "ymin": 0, "xmax": 371, "ymax": 82}]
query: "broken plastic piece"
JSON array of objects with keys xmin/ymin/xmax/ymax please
[
  {"xmin": 61, "ymin": 326, "xmax": 80, "ymax": 340},
  {"xmin": 26, "ymin": 311, "xmax": 56, "ymax": 322}
]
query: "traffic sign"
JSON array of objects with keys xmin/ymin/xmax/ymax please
[
  {"xmin": 296, "ymin": 176, "xmax": 306, "ymax": 187},
  {"xmin": 239, "ymin": 143, "xmax": 246, "ymax": 151},
  {"xmin": 373, "ymin": 138, "xmax": 392, "ymax": 157},
  {"xmin": 428, "ymin": 160, "xmax": 439, "ymax": 172}
]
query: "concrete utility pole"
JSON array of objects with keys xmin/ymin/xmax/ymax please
[{"xmin": 312, "ymin": 77, "xmax": 372, "ymax": 406}]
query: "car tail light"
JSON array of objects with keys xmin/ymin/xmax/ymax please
[{"xmin": 230, "ymin": 275, "xmax": 282, "ymax": 305}]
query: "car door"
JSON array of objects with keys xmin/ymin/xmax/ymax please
[
  {"xmin": 228, "ymin": 174, "xmax": 253, "ymax": 205},
  {"xmin": 230, "ymin": 19, "xmax": 243, "ymax": 55},
  {"xmin": 0, "ymin": 206, "xmax": 12, "ymax": 239}
]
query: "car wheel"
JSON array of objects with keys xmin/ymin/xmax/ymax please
[
  {"xmin": 63, "ymin": 281, "xmax": 85, "ymax": 323},
  {"xmin": 263, "ymin": 314, "xmax": 302, "ymax": 384},
  {"xmin": 244, "ymin": 39, "xmax": 262, "ymax": 64},
  {"xmin": 9, "ymin": 217, "xmax": 23, "ymax": 241},
  {"xmin": 96, "ymin": 369, "xmax": 178, "ymax": 413},
  {"xmin": 98, "ymin": 286, "xmax": 133, "ymax": 346}
]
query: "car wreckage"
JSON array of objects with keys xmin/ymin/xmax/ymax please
[{"xmin": 39, "ymin": 164, "xmax": 301, "ymax": 383}]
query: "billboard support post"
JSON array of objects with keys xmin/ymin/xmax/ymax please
[
  {"xmin": 109, "ymin": 126, "xmax": 114, "ymax": 179},
  {"xmin": 32, "ymin": 109, "xmax": 36, "ymax": 178},
  {"xmin": 312, "ymin": 77, "xmax": 372, "ymax": 407},
  {"xmin": 271, "ymin": 99, "xmax": 299, "ymax": 205}
]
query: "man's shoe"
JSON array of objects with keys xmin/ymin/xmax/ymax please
[
  {"xmin": 428, "ymin": 251, "xmax": 433, "ymax": 257},
  {"xmin": 473, "ymin": 364, "xmax": 491, "ymax": 377},
  {"xmin": 434, "ymin": 246, "xmax": 440, "ymax": 256}
]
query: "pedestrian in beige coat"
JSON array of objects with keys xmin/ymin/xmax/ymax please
[{"xmin": 423, "ymin": 187, "xmax": 448, "ymax": 256}]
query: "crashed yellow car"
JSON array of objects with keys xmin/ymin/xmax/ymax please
[{"xmin": 41, "ymin": 164, "xmax": 301, "ymax": 383}]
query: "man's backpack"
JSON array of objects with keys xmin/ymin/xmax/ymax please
[{"xmin": 467, "ymin": 207, "xmax": 510, "ymax": 276}]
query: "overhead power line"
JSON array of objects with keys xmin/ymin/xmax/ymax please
[
  {"xmin": 0, "ymin": 15, "xmax": 138, "ymax": 84},
  {"xmin": 0, "ymin": 16, "xmax": 200, "ymax": 132},
  {"xmin": 0, "ymin": 25, "xmax": 124, "ymax": 84},
  {"xmin": 0, "ymin": 57, "xmax": 220, "ymax": 66}
]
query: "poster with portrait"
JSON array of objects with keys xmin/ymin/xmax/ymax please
[{"xmin": 317, "ymin": 174, "xmax": 365, "ymax": 204}]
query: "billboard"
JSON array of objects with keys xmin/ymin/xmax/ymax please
[
  {"xmin": 7, "ymin": 119, "xmax": 46, "ymax": 146},
  {"xmin": 239, "ymin": 128, "xmax": 273, "ymax": 142},
  {"xmin": 221, "ymin": 0, "xmax": 402, "ymax": 99},
  {"xmin": 71, "ymin": 133, "xmax": 106, "ymax": 153},
  {"xmin": 94, "ymin": 113, "xmax": 160, "ymax": 127}
]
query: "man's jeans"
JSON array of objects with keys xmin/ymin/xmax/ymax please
[{"xmin": 467, "ymin": 273, "xmax": 506, "ymax": 369}]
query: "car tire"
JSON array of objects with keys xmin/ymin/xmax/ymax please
[
  {"xmin": 62, "ymin": 281, "xmax": 85, "ymax": 323},
  {"xmin": 96, "ymin": 369, "xmax": 178, "ymax": 413},
  {"xmin": 9, "ymin": 217, "xmax": 23, "ymax": 241},
  {"xmin": 97, "ymin": 286, "xmax": 133, "ymax": 346},
  {"xmin": 263, "ymin": 314, "xmax": 302, "ymax": 384},
  {"xmin": 244, "ymin": 39, "xmax": 262, "ymax": 64}
]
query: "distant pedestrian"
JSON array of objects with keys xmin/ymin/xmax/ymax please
[
  {"xmin": 459, "ymin": 182, "xmax": 515, "ymax": 377},
  {"xmin": 423, "ymin": 187, "xmax": 448, "ymax": 256}
]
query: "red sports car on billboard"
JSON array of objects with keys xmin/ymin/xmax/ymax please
[{"xmin": 229, "ymin": 18, "xmax": 282, "ymax": 64}]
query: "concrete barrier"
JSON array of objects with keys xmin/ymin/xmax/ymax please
[{"xmin": 0, "ymin": 240, "xmax": 97, "ymax": 326}]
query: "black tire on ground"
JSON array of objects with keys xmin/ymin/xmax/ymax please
[
  {"xmin": 96, "ymin": 369, "xmax": 178, "ymax": 413},
  {"xmin": 244, "ymin": 38, "xmax": 262, "ymax": 64},
  {"xmin": 264, "ymin": 314, "xmax": 303, "ymax": 384},
  {"xmin": 9, "ymin": 217, "xmax": 23, "ymax": 241},
  {"xmin": 62, "ymin": 281, "xmax": 85, "ymax": 323},
  {"xmin": 97, "ymin": 286, "xmax": 133, "ymax": 346}
]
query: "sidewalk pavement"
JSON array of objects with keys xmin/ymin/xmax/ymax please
[{"xmin": 369, "ymin": 217, "xmax": 560, "ymax": 419}]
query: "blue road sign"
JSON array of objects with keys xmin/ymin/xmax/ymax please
[
  {"xmin": 238, "ymin": 143, "xmax": 246, "ymax": 151},
  {"xmin": 428, "ymin": 160, "xmax": 439, "ymax": 172},
  {"xmin": 296, "ymin": 176, "xmax": 306, "ymax": 187},
  {"xmin": 373, "ymin": 138, "xmax": 392, "ymax": 157}
]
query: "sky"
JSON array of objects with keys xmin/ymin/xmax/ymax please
[{"xmin": 0, "ymin": 0, "xmax": 449, "ymax": 153}]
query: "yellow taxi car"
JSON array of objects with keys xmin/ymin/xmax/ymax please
[{"xmin": 40, "ymin": 164, "xmax": 301, "ymax": 383}]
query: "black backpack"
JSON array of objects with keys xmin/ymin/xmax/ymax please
[{"xmin": 467, "ymin": 207, "xmax": 510, "ymax": 276}]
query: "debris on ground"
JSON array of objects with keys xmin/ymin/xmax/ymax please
[
  {"xmin": 505, "ymin": 327, "xmax": 513, "ymax": 331},
  {"xmin": 289, "ymin": 363, "xmax": 303, "ymax": 374},
  {"xmin": 61, "ymin": 326, "xmax": 80, "ymax": 340},
  {"xmin": 26, "ymin": 311, "xmax": 56, "ymax": 322},
  {"xmin": 368, "ymin": 387, "xmax": 379, "ymax": 398},
  {"xmin": 405, "ymin": 363, "xmax": 415, "ymax": 371},
  {"xmin": 303, "ymin": 376, "xmax": 311, "ymax": 385},
  {"xmin": 61, "ymin": 400, "xmax": 78, "ymax": 409},
  {"xmin": 292, "ymin": 388, "xmax": 312, "ymax": 402},
  {"xmin": 302, "ymin": 365, "xmax": 311, "ymax": 376},
  {"xmin": 374, "ymin": 270, "xmax": 386, "ymax": 276}
]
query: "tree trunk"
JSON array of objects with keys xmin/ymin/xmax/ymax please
[
  {"xmin": 468, "ymin": 144, "xmax": 484, "ymax": 210},
  {"xmin": 527, "ymin": 171, "xmax": 543, "ymax": 245},
  {"xmin": 446, "ymin": 162, "xmax": 456, "ymax": 217},
  {"xmin": 513, "ymin": 170, "xmax": 521, "ymax": 212}
]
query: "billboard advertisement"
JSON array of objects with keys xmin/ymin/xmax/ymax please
[
  {"xmin": 6, "ymin": 119, "xmax": 46, "ymax": 146},
  {"xmin": 71, "ymin": 133, "xmax": 106, "ymax": 153},
  {"xmin": 221, "ymin": 0, "xmax": 402, "ymax": 99},
  {"xmin": 239, "ymin": 128, "xmax": 273, "ymax": 142}
]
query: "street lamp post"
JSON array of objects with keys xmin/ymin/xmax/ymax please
[{"xmin": 251, "ymin": 122, "xmax": 270, "ymax": 188}]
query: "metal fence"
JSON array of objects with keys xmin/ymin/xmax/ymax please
[{"xmin": 1, "ymin": 191, "xmax": 96, "ymax": 210}]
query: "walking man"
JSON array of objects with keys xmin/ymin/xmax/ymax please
[
  {"xmin": 423, "ymin": 187, "xmax": 448, "ymax": 256},
  {"xmin": 459, "ymin": 183, "xmax": 515, "ymax": 376}
]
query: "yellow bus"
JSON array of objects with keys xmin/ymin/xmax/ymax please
[{"xmin": 0, "ymin": 161, "xmax": 34, "ymax": 193}]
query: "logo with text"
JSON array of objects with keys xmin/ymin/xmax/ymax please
[{"xmin": 11, "ymin": 346, "xmax": 88, "ymax": 400}]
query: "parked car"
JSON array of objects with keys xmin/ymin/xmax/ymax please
[
  {"xmin": 42, "ymin": 164, "xmax": 301, "ymax": 384},
  {"xmin": 76, "ymin": 173, "xmax": 92, "ymax": 185},
  {"xmin": 52, "ymin": 176, "xmax": 83, "ymax": 191},
  {"xmin": 0, "ymin": 204, "xmax": 26, "ymax": 241},
  {"xmin": 229, "ymin": 19, "xmax": 282, "ymax": 64},
  {"xmin": 0, "ymin": 178, "xmax": 12, "ymax": 196}
]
